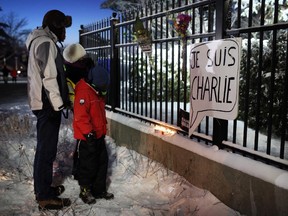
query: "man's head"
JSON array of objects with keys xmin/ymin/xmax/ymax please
[{"xmin": 42, "ymin": 10, "xmax": 72, "ymax": 42}]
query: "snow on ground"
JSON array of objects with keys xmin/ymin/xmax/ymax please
[{"xmin": 0, "ymin": 104, "xmax": 242, "ymax": 215}]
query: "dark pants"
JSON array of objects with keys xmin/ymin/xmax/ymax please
[
  {"xmin": 76, "ymin": 136, "xmax": 108, "ymax": 194},
  {"xmin": 33, "ymin": 107, "xmax": 61, "ymax": 200}
]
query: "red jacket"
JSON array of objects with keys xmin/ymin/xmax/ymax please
[{"xmin": 73, "ymin": 79, "xmax": 107, "ymax": 140}]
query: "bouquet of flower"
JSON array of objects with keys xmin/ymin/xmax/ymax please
[
  {"xmin": 169, "ymin": 13, "xmax": 191, "ymax": 38},
  {"xmin": 133, "ymin": 15, "xmax": 154, "ymax": 68},
  {"xmin": 168, "ymin": 13, "xmax": 192, "ymax": 81},
  {"xmin": 133, "ymin": 15, "xmax": 152, "ymax": 53}
]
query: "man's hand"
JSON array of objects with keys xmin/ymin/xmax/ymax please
[{"xmin": 49, "ymin": 109, "xmax": 61, "ymax": 120}]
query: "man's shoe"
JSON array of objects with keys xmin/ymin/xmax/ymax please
[
  {"xmin": 93, "ymin": 191, "xmax": 114, "ymax": 200},
  {"xmin": 38, "ymin": 197, "xmax": 71, "ymax": 210},
  {"xmin": 35, "ymin": 185, "xmax": 65, "ymax": 201},
  {"xmin": 79, "ymin": 186, "xmax": 96, "ymax": 205}
]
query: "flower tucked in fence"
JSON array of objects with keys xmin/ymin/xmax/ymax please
[
  {"xmin": 133, "ymin": 15, "xmax": 154, "ymax": 69},
  {"xmin": 169, "ymin": 13, "xmax": 191, "ymax": 38},
  {"xmin": 168, "ymin": 13, "xmax": 192, "ymax": 81},
  {"xmin": 133, "ymin": 15, "xmax": 152, "ymax": 54}
]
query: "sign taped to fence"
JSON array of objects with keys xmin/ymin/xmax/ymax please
[{"xmin": 189, "ymin": 38, "xmax": 242, "ymax": 137}]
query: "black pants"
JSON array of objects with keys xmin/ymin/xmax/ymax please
[
  {"xmin": 32, "ymin": 107, "xmax": 61, "ymax": 200},
  {"xmin": 75, "ymin": 136, "xmax": 108, "ymax": 194}
]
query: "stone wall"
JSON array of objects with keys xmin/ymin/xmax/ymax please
[{"xmin": 106, "ymin": 111, "xmax": 288, "ymax": 216}]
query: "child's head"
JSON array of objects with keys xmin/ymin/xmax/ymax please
[
  {"xmin": 63, "ymin": 43, "xmax": 86, "ymax": 63},
  {"xmin": 88, "ymin": 66, "xmax": 110, "ymax": 93},
  {"xmin": 64, "ymin": 43, "xmax": 95, "ymax": 83}
]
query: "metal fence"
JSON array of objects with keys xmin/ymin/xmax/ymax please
[{"xmin": 79, "ymin": 0, "xmax": 288, "ymax": 170}]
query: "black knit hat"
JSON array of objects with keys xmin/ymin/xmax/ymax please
[
  {"xmin": 88, "ymin": 65, "xmax": 110, "ymax": 91},
  {"xmin": 42, "ymin": 10, "xmax": 72, "ymax": 29}
]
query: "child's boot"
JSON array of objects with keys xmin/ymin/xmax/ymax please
[{"xmin": 79, "ymin": 186, "xmax": 96, "ymax": 204}]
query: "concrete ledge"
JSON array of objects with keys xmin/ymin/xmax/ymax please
[{"xmin": 106, "ymin": 111, "xmax": 288, "ymax": 216}]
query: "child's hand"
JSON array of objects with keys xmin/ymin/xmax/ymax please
[{"xmin": 84, "ymin": 131, "xmax": 96, "ymax": 145}]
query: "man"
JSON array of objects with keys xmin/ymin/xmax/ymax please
[
  {"xmin": 25, "ymin": 10, "xmax": 72, "ymax": 210},
  {"xmin": 2, "ymin": 65, "xmax": 9, "ymax": 84}
]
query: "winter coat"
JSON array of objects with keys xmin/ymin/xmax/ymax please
[
  {"xmin": 10, "ymin": 69, "xmax": 17, "ymax": 78},
  {"xmin": 73, "ymin": 79, "xmax": 107, "ymax": 140},
  {"xmin": 25, "ymin": 26, "xmax": 68, "ymax": 111},
  {"xmin": 2, "ymin": 66, "xmax": 9, "ymax": 76}
]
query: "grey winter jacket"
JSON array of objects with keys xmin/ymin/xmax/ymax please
[{"xmin": 25, "ymin": 26, "xmax": 68, "ymax": 111}]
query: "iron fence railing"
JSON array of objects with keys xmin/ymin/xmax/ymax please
[{"xmin": 79, "ymin": 0, "xmax": 288, "ymax": 170}]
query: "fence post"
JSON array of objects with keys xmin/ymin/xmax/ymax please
[
  {"xmin": 110, "ymin": 12, "xmax": 120, "ymax": 110},
  {"xmin": 79, "ymin": 25, "xmax": 84, "ymax": 46},
  {"xmin": 213, "ymin": 0, "xmax": 230, "ymax": 148}
]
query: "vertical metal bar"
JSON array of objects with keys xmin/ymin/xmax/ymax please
[
  {"xmin": 165, "ymin": 32, "xmax": 168, "ymax": 123},
  {"xmin": 120, "ymin": 14, "xmax": 123, "ymax": 109},
  {"xmin": 182, "ymin": 0, "xmax": 187, "ymax": 112},
  {"xmin": 267, "ymin": 0, "xmax": 279, "ymax": 155},
  {"xmin": 159, "ymin": 2, "xmax": 163, "ymax": 122},
  {"xmin": 149, "ymin": 4, "xmax": 153, "ymax": 119},
  {"xmin": 208, "ymin": 0, "xmax": 213, "ymax": 35},
  {"xmin": 79, "ymin": 25, "xmax": 84, "ymax": 46},
  {"xmin": 110, "ymin": 13, "xmax": 120, "ymax": 111},
  {"xmin": 237, "ymin": 0, "xmax": 241, "ymax": 28},
  {"xmin": 171, "ymin": 40, "xmax": 176, "ymax": 124},
  {"xmin": 124, "ymin": 13, "xmax": 128, "ymax": 111},
  {"xmin": 215, "ymin": 0, "xmax": 224, "ymax": 39},
  {"xmin": 140, "ymin": 50, "xmax": 144, "ymax": 115},
  {"xmin": 212, "ymin": 0, "xmax": 228, "ymax": 148},
  {"xmin": 242, "ymin": 0, "xmax": 253, "ymax": 149},
  {"xmin": 105, "ymin": 21, "xmax": 108, "ymax": 102},
  {"xmin": 145, "ymin": 4, "xmax": 148, "ymax": 118},
  {"xmin": 134, "ymin": 45, "xmax": 137, "ymax": 114},
  {"xmin": 154, "ymin": 3, "xmax": 158, "ymax": 120},
  {"xmin": 145, "ymin": 54, "xmax": 148, "ymax": 117},
  {"xmin": 168, "ymin": 16, "xmax": 173, "ymax": 124},
  {"xmin": 136, "ymin": 31, "xmax": 139, "ymax": 115},
  {"xmin": 128, "ymin": 37, "xmax": 131, "ymax": 112},
  {"xmin": 199, "ymin": 4, "xmax": 203, "ymax": 38},
  {"xmin": 129, "ymin": 45, "xmax": 132, "ymax": 112},
  {"xmin": 140, "ymin": 7, "xmax": 144, "ymax": 116},
  {"xmin": 120, "ymin": 19, "xmax": 124, "ymax": 109},
  {"xmin": 132, "ymin": 11, "xmax": 136, "ymax": 114},
  {"xmin": 192, "ymin": 0, "xmax": 199, "ymax": 137},
  {"xmin": 206, "ymin": 0, "xmax": 216, "ymax": 137},
  {"xmin": 243, "ymin": 32, "xmax": 251, "ymax": 149},
  {"xmin": 233, "ymin": 119, "xmax": 237, "ymax": 143},
  {"xmin": 280, "ymin": 34, "xmax": 288, "ymax": 158},
  {"xmin": 197, "ymin": 3, "xmax": 204, "ymax": 134},
  {"xmin": 254, "ymin": 0, "xmax": 266, "ymax": 151}
]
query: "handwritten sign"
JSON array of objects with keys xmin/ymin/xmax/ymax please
[{"xmin": 189, "ymin": 38, "xmax": 242, "ymax": 137}]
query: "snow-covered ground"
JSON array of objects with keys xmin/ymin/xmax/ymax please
[{"xmin": 0, "ymin": 104, "xmax": 243, "ymax": 215}]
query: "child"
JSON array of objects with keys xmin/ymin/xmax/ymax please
[
  {"xmin": 10, "ymin": 68, "xmax": 17, "ymax": 83},
  {"xmin": 63, "ymin": 43, "xmax": 94, "ymax": 108},
  {"xmin": 63, "ymin": 43, "xmax": 95, "ymax": 180},
  {"xmin": 72, "ymin": 54, "xmax": 114, "ymax": 204}
]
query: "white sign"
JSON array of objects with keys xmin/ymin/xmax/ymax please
[{"xmin": 189, "ymin": 38, "xmax": 242, "ymax": 137}]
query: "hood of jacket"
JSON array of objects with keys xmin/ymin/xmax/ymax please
[
  {"xmin": 25, "ymin": 26, "xmax": 57, "ymax": 50},
  {"xmin": 75, "ymin": 78, "xmax": 94, "ymax": 93}
]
